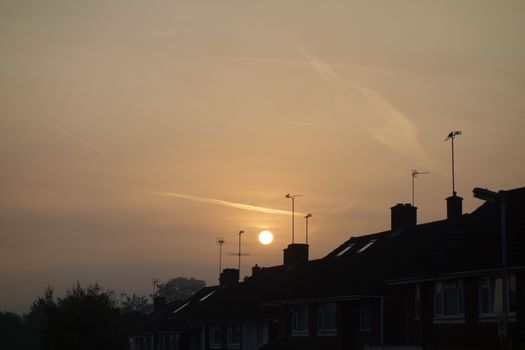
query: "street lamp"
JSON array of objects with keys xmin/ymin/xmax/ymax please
[{"xmin": 473, "ymin": 187, "xmax": 508, "ymax": 339}]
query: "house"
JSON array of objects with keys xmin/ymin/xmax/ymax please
[{"xmin": 129, "ymin": 186, "xmax": 525, "ymax": 350}]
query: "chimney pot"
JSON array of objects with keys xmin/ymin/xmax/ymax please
[
  {"xmin": 252, "ymin": 264, "xmax": 261, "ymax": 277},
  {"xmin": 219, "ymin": 268, "xmax": 239, "ymax": 288},
  {"xmin": 446, "ymin": 194, "xmax": 463, "ymax": 220},
  {"xmin": 390, "ymin": 203, "xmax": 417, "ymax": 231},
  {"xmin": 283, "ymin": 243, "xmax": 309, "ymax": 266},
  {"xmin": 153, "ymin": 296, "xmax": 166, "ymax": 312}
]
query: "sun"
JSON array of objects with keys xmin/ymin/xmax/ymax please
[{"xmin": 258, "ymin": 230, "xmax": 273, "ymax": 245}]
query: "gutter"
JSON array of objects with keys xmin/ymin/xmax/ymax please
[
  {"xmin": 262, "ymin": 294, "xmax": 387, "ymax": 306},
  {"xmin": 386, "ymin": 266, "xmax": 525, "ymax": 285}
]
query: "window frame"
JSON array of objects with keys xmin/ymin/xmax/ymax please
[
  {"xmin": 317, "ymin": 302, "xmax": 337, "ymax": 335},
  {"xmin": 359, "ymin": 303, "xmax": 371, "ymax": 332},
  {"xmin": 479, "ymin": 274, "xmax": 517, "ymax": 319},
  {"xmin": 227, "ymin": 322, "xmax": 240, "ymax": 349},
  {"xmin": 414, "ymin": 284, "xmax": 421, "ymax": 320},
  {"xmin": 210, "ymin": 324, "xmax": 222, "ymax": 349},
  {"xmin": 434, "ymin": 280, "xmax": 464, "ymax": 320},
  {"xmin": 290, "ymin": 304, "xmax": 310, "ymax": 336}
]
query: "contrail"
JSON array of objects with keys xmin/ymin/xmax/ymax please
[
  {"xmin": 49, "ymin": 122, "xmax": 112, "ymax": 159},
  {"xmin": 299, "ymin": 49, "xmax": 445, "ymax": 171},
  {"xmin": 275, "ymin": 121, "xmax": 334, "ymax": 129},
  {"xmin": 135, "ymin": 188, "xmax": 305, "ymax": 216}
]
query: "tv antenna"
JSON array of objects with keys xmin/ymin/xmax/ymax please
[
  {"xmin": 216, "ymin": 237, "xmax": 225, "ymax": 276},
  {"xmin": 444, "ymin": 131, "xmax": 462, "ymax": 195},
  {"xmin": 304, "ymin": 213, "xmax": 312, "ymax": 244},
  {"xmin": 285, "ymin": 194, "xmax": 303, "ymax": 243},
  {"xmin": 152, "ymin": 278, "xmax": 160, "ymax": 295},
  {"xmin": 411, "ymin": 170, "xmax": 429, "ymax": 206},
  {"xmin": 228, "ymin": 230, "xmax": 249, "ymax": 277}
]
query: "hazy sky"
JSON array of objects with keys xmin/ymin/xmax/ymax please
[{"xmin": 1, "ymin": 0, "xmax": 524, "ymax": 313}]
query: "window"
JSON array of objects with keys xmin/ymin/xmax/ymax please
[
  {"xmin": 172, "ymin": 301, "xmax": 189, "ymax": 314},
  {"xmin": 479, "ymin": 274, "xmax": 517, "ymax": 316},
  {"xmin": 227, "ymin": 323, "xmax": 240, "ymax": 348},
  {"xmin": 434, "ymin": 280, "xmax": 464, "ymax": 317},
  {"xmin": 336, "ymin": 244, "xmax": 354, "ymax": 257},
  {"xmin": 256, "ymin": 322, "xmax": 265, "ymax": 344},
  {"xmin": 414, "ymin": 284, "xmax": 421, "ymax": 320},
  {"xmin": 359, "ymin": 303, "xmax": 371, "ymax": 331},
  {"xmin": 199, "ymin": 291, "xmax": 215, "ymax": 302},
  {"xmin": 317, "ymin": 302, "xmax": 337, "ymax": 333},
  {"xmin": 357, "ymin": 239, "xmax": 376, "ymax": 253},
  {"xmin": 210, "ymin": 324, "xmax": 221, "ymax": 348},
  {"xmin": 290, "ymin": 304, "xmax": 309, "ymax": 335}
]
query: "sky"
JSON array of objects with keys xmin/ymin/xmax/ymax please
[{"xmin": 1, "ymin": 0, "xmax": 524, "ymax": 314}]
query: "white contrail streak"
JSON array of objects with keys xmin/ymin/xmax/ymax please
[
  {"xmin": 135, "ymin": 188, "xmax": 304, "ymax": 216},
  {"xmin": 299, "ymin": 49, "xmax": 444, "ymax": 170},
  {"xmin": 49, "ymin": 123, "xmax": 112, "ymax": 159},
  {"xmin": 275, "ymin": 121, "xmax": 334, "ymax": 129}
]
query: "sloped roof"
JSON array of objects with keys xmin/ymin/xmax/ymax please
[{"xmin": 148, "ymin": 186, "xmax": 525, "ymax": 323}]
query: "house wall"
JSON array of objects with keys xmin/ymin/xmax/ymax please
[{"xmin": 401, "ymin": 272, "xmax": 525, "ymax": 350}]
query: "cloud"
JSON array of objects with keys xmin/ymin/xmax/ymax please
[
  {"xmin": 299, "ymin": 50, "xmax": 444, "ymax": 170},
  {"xmin": 48, "ymin": 122, "xmax": 112, "ymax": 159},
  {"xmin": 275, "ymin": 121, "xmax": 334, "ymax": 129},
  {"xmin": 134, "ymin": 188, "xmax": 304, "ymax": 216}
]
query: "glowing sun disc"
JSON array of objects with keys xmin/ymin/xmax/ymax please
[{"xmin": 258, "ymin": 230, "xmax": 273, "ymax": 245}]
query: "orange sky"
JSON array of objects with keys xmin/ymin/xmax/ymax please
[{"xmin": 1, "ymin": 0, "xmax": 525, "ymax": 313}]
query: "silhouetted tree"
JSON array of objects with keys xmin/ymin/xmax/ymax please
[
  {"xmin": 38, "ymin": 282, "xmax": 124, "ymax": 350},
  {"xmin": 0, "ymin": 310, "xmax": 27, "ymax": 349},
  {"xmin": 154, "ymin": 277, "xmax": 206, "ymax": 302},
  {"xmin": 24, "ymin": 286, "xmax": 56, "ymax": 349},
  {"xmin": 121, "ymin": 293, "xmax": 152, "ymax": 314}
]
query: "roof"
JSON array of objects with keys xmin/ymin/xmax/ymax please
[{"xmin": 141, "ymin": 186, "xmax": 525, "ymax": 325}]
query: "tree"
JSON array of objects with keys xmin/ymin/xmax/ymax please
[
  {"xmin": 37, "ymin": 282, "xmax": 124, "ymax": 350},
  {"xmin": 24, "ymin": 286, "xmax": 57, "ymax": 350},
  {"xmin": 120, "ymin": 293, "xmax": 152, "ymax": 314},
  {"xmin": 0, "ymin": 311, "xmax": 26, "ymax": 349},
  {"xmin": 154, "ymin": 277, "xmax": 206, "ymax": 302}
]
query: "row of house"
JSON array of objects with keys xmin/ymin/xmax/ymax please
[{"xmin": 128, "ymin": 186, "xmax": 525, "ymax": 350}]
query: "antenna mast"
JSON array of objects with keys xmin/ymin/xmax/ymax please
[
  {"xmin": 152, "ymin": 278, "xmax": 160, "ymax": 295},
  {"xmin": 285, "ymin": 194, "xmax": 303, "ymax": 243},
  {"xmin": 411, "ymin": 170, "xmax": 429, "ymax": 206},
  {"xmin": 237, "ymin": 230, "xmax": 244, "ymax": 275},
  {"xmin": 304, "ymin": 213, "xmax": 312, "ymax": 244},
  {"xmin": 444, "ymin": 131, "xmax": 462, "ymax": 195},
  {"xmin": 217, "ymin": 237, "xmax": 225, "ymax": 276}
]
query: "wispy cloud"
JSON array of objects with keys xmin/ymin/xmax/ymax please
[
  {"xmin": 48, "ymin": 122, "xmax": 112, "ymax": 159},
  {"xmin": 134, "ymin": 188, "xmax": 304, "ymax": 216},
  {"xmin": 299, "ymin": 49, "xmax": 444, "ymax": 170},
  {"xmin": 275, "ymin": 121, "xmax": 334, "ymax": 129}
]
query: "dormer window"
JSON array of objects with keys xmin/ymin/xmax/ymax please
[
  {"xmin": 336, "ymin": 244, "xmax": 354, "ymax": 257},
  {"xmin": 357, "ymin": 239, "xmax": 376, "ymax": 253}
]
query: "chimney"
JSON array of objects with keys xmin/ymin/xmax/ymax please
[
  {"xmin": 390, "ymin": 203, "xmax": 417, "ymax": 231},
  {"xmin": 219, "ymin": 268, "xmax": 239, "ymax": 288},
  {"xmin": 252, "ymin": 264, "xmax": 262, "ymax": 277},
  {"xmin": 283, "ymin": 243, "xmax": 309, "ymax": 266},
  {"xmin": 153, "ymin": 296, "xmax": 166, "ymax": 312},
  {"xmin": 446, "ymin": 194, "xmax": 463, "ymax": 220}
]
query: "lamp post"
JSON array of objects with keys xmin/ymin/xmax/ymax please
[
  {"xmin": 473, "ymin": 187, "xmax": 508, "ymax": 340},
  {"xmin": 285, "ymin": 194, "xmax": 303, "ymax": 243}
]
